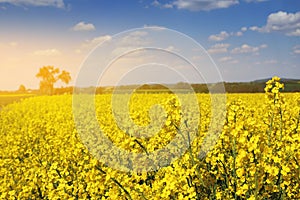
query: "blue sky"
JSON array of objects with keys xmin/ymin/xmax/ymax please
[{"xmin": 0, "ymin": 0, "xmax": 299, "ymax": 90}]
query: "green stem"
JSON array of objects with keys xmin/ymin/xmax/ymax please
[
  {"xmin": 134, "ymin": 139, "xmax": 149, "ymax": 155},
  {"xmin": 219, "ymin": 160, "xmax": 229, "ymax": 188},
  {"xmin": 111, "ymin": 177, "xmax": 133, "ymax": 200},
  {"xmin": 173, "ymin": 122, "xmax": 205, "ymax": 188},
  {"xmin": 173, "ymin": 122, "xmax": 195, "ymax": 165},
  {"xmin": 294, "ymin": 112, "xmax": 300, "ymax": 134},
  {"xmin": 276, "ymin": 169, "xmax": 284, "ymax": 200},
  {"xmin": 132, "ymin": 188, "xmax": 148, "ymax": 200},
  {"xmin": 252, "ymin": 150, "xmax": 259, "ymax": 200},
  {"xmin": 279, "ymin": 107, "xmax": 283, "ymax": 141},
  {"xmin": 294, "ymin": 156, "xmax": 300, "ymax": 181},
  {"xmin": 232, "ymin": 137, "xmax": 238, "ymax": 200},
  {"xmin": 254, "ymin": 168, "xmax": 258, "ymax": 200},
  {"xmin": 267, "ymin": 112, "xmax": 274, "ymax": 147}
]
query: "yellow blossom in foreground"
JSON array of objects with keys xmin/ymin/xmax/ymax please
[{"xmin": 0, "ymin": 77, "xmax": 299, "ymax": 199}]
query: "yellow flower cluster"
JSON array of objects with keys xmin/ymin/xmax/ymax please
[
  {"xmin": 206, "ymin": 77, "xmax": 300, "ymax": 199},
  {"xmin": 0, "ymin": 77, "xmax": 299, "ymax": 199}
]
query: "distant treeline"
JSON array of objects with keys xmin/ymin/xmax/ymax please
[
  {"xmin": 1, "ymin": 80, "xmax": 299, "ymax": 95},
  {"xmin": 80, "ymin": 81, "xmax": 300, "ymax": 94}
]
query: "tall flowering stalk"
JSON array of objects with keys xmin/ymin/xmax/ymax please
[{"xmin": 264, "ymin": 76, "xmax": 285, "ymax": 145}]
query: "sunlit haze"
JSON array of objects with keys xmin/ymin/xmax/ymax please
[{"xmin": 0, "ymin": 0, "xmax": 299, "ymax": 90}]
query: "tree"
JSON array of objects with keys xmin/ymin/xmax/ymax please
[
  {"xmin": 18, "ymin": 84, "xmax": 26, "ymax": 93},
  {"xmin": 36, "ymin": 66, "xmax": 71, "ymax": 95}
]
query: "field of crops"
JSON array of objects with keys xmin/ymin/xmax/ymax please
[
  {"xmin": 0, "ymin": 94, "xmax": 35, "ymax": 108},
  {"xmin": 0, "ymin": 77, "xmax": 299, "ymax": 199}
]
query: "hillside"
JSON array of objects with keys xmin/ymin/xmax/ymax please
[{"xmin": 1, "ymin": 78, "xmax": 299, "ymax": 95}]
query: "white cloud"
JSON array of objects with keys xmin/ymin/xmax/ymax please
[
  {"xmin": 241, "ymin": 27, "xmax": 247, "ymax": 32},
  {"xmin": 235, "ymin": 31, "xmax": 243, "ymax": 36},
  {"xmin": 143, "ymin": 25, "xmax": 167, "ymax": 30},
  {"xmin": 208, "ymin": 31, "xmax": 230, "ymax": 41},
  {"xmin": 165, "ymin": 45, "xmax": 180, "ymax": 52},
  {"xmin": 151, "ymin": 0, "xmax": 173, "ymax": 9},
  {"xmin": 219, "ymin": 56, "xmax": 238, "ymax": 64},
  {"xmin": 120, "ymin": 31, "xmax": 149, "ymax": 47},
  {"xmin": 254, "ymin": 61, "xmax": 261, "ymax": 65},
  {"xmin": 249, "ymin": 11, "xmax": 300, "ymax": 36},
  {"xmin": 33, "ymin": 48, "xmax": 62, "ymax": 56},
  {"xmin": 249, "ymin": 26, "xmax": 259, "ymax": 31},
  {"xmin": 266, "ymin": 11, "xmax": 300, "ymax": 32},
  {"xmin": 172, "ymin": 0, "xmax": 239, "ymax": 11},
  {"xmin": 231, "ymin": 44, "xmax": 267, "ymax": 54},
  {"xmin": 192, "ymin": 55, "xmax": 204, "ymax": 61},
  {"xmin": 293, "ymin": 45, "xmax": 300, "ymax": 54},
  {"xmin": 91, "ymin": 35, "xmax": 112, "ymax": 44},
  {"xmin": 0, "ymin": 0, "xmax": 65, "ymax": 8},
  {"xmin": 151, "ymin": 0, "xmax": 160, "ymax": 7},
  {"xmin": 163, "ymin": 3, "xmax": 173, "ymax": 8},
  {"xmin": 72, "ymin": 21, "xmax": 96, "ymax": 32},
  {"xmin": 128, "ymin": 31, "xmax": 148, "ymax": 37},
  {"xmin": 76, "ymin": 31, "xmax": 149, "ymax": 56},
  {"xmin": 263, "ymin": 59, "xmax": 278, "ymax": 64},
  {"xmin": 260, "ymin": 44, "xmax": 267, "ymax": 49},
  {"xmin": 244, "ymin": 0, "xmax": 268, "ymax": 2},
  {"xmin": 219, "ymin": 56, "xmax": 232, "ymax": 62},
  {"xmin": 151, "ymin": 0, "xmax": 269, "ymax": 11},
  {"xmin": 255, "ymin": 59, "xmax": 278, "ymax": 65},
  {"xmin": 288, "ymin": 29, "xmax": 300, "ymax": 37},
  {"xmin": 78, "ymin": 35, "xmax": 112, "ymax": 52},
  {"xmin": 209, "ymin": 29, "xmax": 245, "ymax": 41},
  {"xmin": 207, "ymin": 43, "xmax": 230, "ymax": 54}
]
